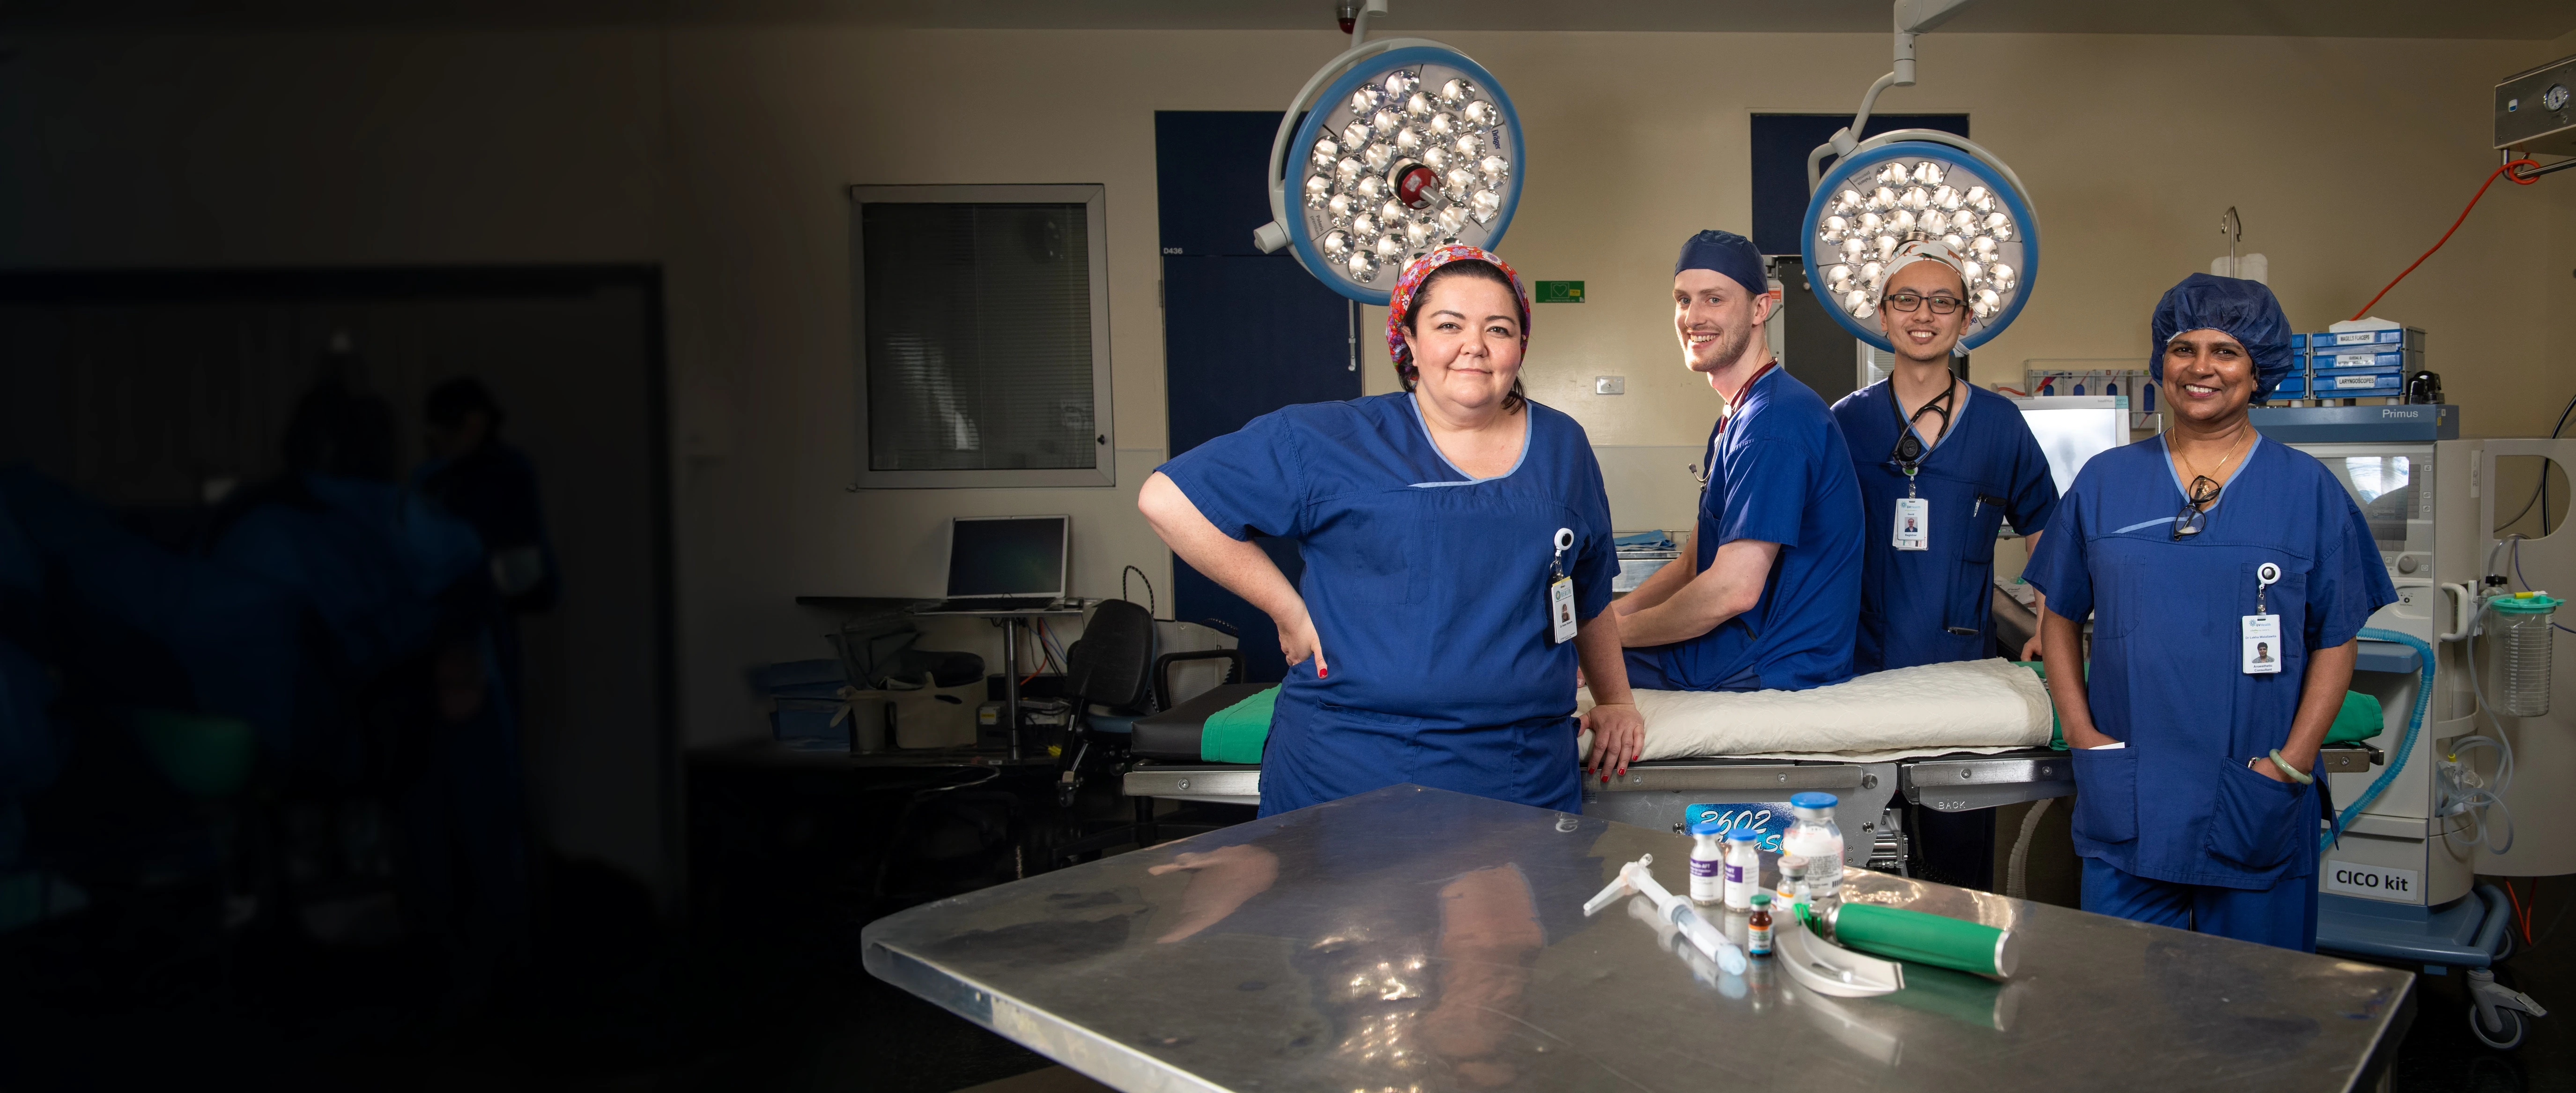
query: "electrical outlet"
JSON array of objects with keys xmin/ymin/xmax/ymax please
[{"xmin": 1595, "ymin": 376, "xmax": 1626, "ymax": 395}]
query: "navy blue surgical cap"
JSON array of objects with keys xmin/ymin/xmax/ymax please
[
  {"xmin": 2151, "ymin": 273, "xmax": 2294, "ymax": 401},
  {"xmin": 1675, "ymin": 229, "xmax": 1768, "ymax": 297}
]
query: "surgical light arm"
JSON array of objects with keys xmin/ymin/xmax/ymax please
[
  {"xmin": 1892, "ymin": 0, "xmax": 1975, "ymax": 85},
  {"xmin": 1808, "ymin": 0, "xmax": 1980, "ymax": 189}
]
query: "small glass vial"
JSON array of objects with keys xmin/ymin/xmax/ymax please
[
  {"xmin": 1687, "ymin": 816, "xmax": 1726, "ymax": 905},
  {"xmin": 1746, "ymin": 892, "xmax": 1774, "ymax": 957},
  {"xmin": 1775, "ymin": 854, "xmax": 1809, "ymax": 910},
  {"xmin": 1723, "ymin": 828, "xmax": 1761, "ymax": 910}
]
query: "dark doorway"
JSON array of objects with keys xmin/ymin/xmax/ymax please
[
  {"xmin": 0, "ymin": 267, "xmax": 677, "ymax": 901},
  {"xmin": 1750, "ymin": 113, "xmax": 1971, "ymax": 406},
  {"xmin": 1157, "ymin": 111, "xmax": 1361, "ymax": 682}
]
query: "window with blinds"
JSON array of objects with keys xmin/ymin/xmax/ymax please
[{"xmin": 850, "ymin": 185, "xmax": 1114, "ymax": 488}]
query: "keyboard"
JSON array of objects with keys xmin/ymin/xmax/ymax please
[{"xmin": 918, "ymin": 596, "xmax": 1063, "ymax": 614}]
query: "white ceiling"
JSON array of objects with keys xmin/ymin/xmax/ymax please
[{"xmin": 7, "ymin": 0, "xmax": 2575, "ymax": 39}]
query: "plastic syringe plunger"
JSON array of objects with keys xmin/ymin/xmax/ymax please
[{"xmin": 1584, "ymin": 854, "xmax": 1748, "ymax": 974}]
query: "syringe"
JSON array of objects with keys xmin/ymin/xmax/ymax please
[{"xmin": 1584, "ymin": 853, "xmax": 1749, "ymax": 974}]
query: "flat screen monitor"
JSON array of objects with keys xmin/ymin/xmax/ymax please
[
  {"xmin": 2010, "ymin": 397, "xmax": 2130, "ymax": 497},
  {"xmin": 945, "ymin": 515, "xmax": 1069, "ymax": 600}
]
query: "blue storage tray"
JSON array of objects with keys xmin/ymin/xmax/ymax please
[
  {"xmin": 2312, "ymin": 364, "xmax": 2406, "ymax": 380},
  {"xmin": 773, "ymin": 697, "xmax": 850, "ymax": 751},
  {"xmin": 2313, "ymin": 349, "xmax": 2417, "ymax": 372},
  {"xmin": 2268, "ymin": 374, "xmax": 2309, "ymax": 399},
  {"xmin": 2316, "ymin": 372, "xmax": 2405, "ymax": 394},
  {"xmin": 2305, "ymin": 327, "xmax": 2426, "ymax": 351}
]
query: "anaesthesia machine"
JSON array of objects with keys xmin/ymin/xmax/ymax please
[{"xmin": 2255, "ymin": 405, "xmax": 2568, "ymax": 1050}]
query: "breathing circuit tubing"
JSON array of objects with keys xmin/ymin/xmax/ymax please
[
  {"xmin": 2324, "ymin": 588, "xmax": 2526, "ymax": 854},
  {"xmin": 2455, "ymin": 594, "xmax": 2520, "ymax": 855},
  {"xmin": 2323, "ymin": 626, "xmax": 2431, "ymax": 850}
]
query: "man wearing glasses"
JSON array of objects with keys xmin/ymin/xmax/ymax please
[
  {"xmin": 1828, "ymin": 237, "xmax": 2061, "ymax": 891},
  {"xmin": 1829, "ymin": 238, "xmax": 2059, "ymax": 674},
  {"xmin": 2021, "ymin": 274, "xmax": 2395, "ymax": 951}
]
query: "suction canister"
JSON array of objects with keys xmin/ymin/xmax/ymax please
[
  {"xmin": 1815, "ymin": 902, "xmax": 2020, "ymax": 978},
  {"xmin": 2487, "ymin": 593, "xmax": 2560, "ymax": 718}
]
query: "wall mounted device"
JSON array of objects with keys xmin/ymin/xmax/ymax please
[{"xmin": 2496, "ymin": 54, "xmax": 2576, "ymax": 158}]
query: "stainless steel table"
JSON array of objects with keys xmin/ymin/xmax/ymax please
[{"xmin": 865, "ymin": 785, "xmax": 2412, "ymax": 1093}]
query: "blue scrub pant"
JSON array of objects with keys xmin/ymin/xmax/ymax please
[{"xmin": 2080, "ymin": 858, "xmax": 2319, "ymax": 952}]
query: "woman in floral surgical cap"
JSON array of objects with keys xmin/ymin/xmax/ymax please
[{"xmin": 1139, "ymin": 245, "xmax": 1644, "ymax": 816}]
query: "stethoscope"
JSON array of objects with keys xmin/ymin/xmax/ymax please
[{"xmin": 1888, "ymin": 379, "xmax": 1958, "ymax": 498}]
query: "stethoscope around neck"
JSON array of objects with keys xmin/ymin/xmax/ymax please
[{"xmin": 1888, "ymin": 378, "xmax": 1958, "ymax": 493}]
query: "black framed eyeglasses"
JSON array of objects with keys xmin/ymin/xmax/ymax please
[
  {"xmin": 1884, "ymin": 292, "xmax": 1964, "ymax": 315},
  {"xmin": 2172, "ymin": 475, "xmax": 2223, "ymax": 539}
]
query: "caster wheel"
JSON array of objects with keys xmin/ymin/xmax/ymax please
[{"xmin": 2469, "ymin": 1005, "xmax": 2528, "ymax": 1051}]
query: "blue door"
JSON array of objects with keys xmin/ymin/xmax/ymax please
[{"xmin": 1157, "ymin": 111, "xmax": 1361, "ymax": 682}]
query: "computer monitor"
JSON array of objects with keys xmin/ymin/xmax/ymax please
[
  {"xmin": 945, "ymin": 515, "xmax": 1070, "ymax": 600},
  {"xmin": 2010, "ymin": 396, "xmax": 2132, "ymax": 496}
]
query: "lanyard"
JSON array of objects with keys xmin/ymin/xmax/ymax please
[
  {"xmin": 1888, "ymin": 378, "xmax": 1957, "ymax": 498},
  {"xmin": 1699, "ymin": 361, "xmax": 1780, "ymax": 485}
]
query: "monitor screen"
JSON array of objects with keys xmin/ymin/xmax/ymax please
[
  {"xmin": 2012, "ymin": 401, "xmax": 2130, "ymax": 497},
  {"xmin": 947, "ymin": 516, "xmax": 1067, "ymax": 598}
]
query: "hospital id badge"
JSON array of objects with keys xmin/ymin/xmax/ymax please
[
  {"xmin": 2242, "ymin": 613, "xmax": 2283, "ymax": 675},
  {"xmin": 1892, "ymin": 497, "xmax": 1930, "ymax": 551},
  {"xmin": 1548, "ymin": 575, "xmax": 1578, "ymax": 644}
]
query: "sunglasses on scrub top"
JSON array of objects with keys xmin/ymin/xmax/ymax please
[
  {"xmin": 2172, "ymin": 475, "xmax": 2224, "ymax": 539},
  {"xmin": 1884, "ymin": 292, "xmax": 1965, "ymax": 315}
]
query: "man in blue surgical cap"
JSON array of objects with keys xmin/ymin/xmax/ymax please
[
  {"xmin": 2023, "ymin": 273, "xmax": 2396, "ymax": 951},
  {"xmin": 1617, "ymin": 230, "xmax": 1865, "ymax": 697}
]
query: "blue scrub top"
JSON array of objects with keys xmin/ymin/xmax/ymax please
[
  {"xmin": 1625, "ymin": 365, "xmax": 1864, "ymax": 692},
  {"xmin": 2024, "ymin": 435, "xmax": 2396, "ymax": 889},
  {"xmin": 1830, "ymin": 380, "xmax": 2058, "ymax": 672},
  {"xmin": 1156, "ymin": 393, "xmax": 1618, "ymax": 816}
]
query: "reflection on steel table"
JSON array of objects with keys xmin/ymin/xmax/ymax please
[{"xmin": 864, "ymin": 785, "xmax": 2410, "ymax": 1092}]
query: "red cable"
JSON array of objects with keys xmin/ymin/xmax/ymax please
[
  {"xmin": 2504, "ymin": 878, "xmax": 2534, "ymax": 945},
  {"xmin": 2348, "ymin": 159, "xmax": 2541, "ymax": 321}
]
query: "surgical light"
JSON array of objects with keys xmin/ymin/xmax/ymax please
[
  {"xmin": 1798, "ymin": 0, "xmax": 2039, "ymax": 353},
  {"xmin": 1252, "ymin": 3, "xmax": 1523, "ymax": 303}
]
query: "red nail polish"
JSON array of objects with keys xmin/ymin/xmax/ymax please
[{"xmin": 1318, "ymin": 666, "xmax": 1327, "ymax": 678}]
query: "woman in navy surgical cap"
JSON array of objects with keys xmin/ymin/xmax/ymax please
[
  {"xmin": 2023, "ymin": 274, "xmax": 2396, "ymax": 951},
  {"xmin": 1139, "ymin": 246, "xmax": 1646, "ymax": 818}
]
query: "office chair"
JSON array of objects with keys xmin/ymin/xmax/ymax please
[
  {"xmin": 1055, "ymin": 599, "xmax": 1155, "ymax": 808},
  {"xmin": 1049, "ymin": 601, "xmax": 1243, "ymax": 865}
]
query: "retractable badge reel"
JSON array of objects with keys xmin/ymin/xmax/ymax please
[
  {"xmin": 1548, "ymin": 528, "xmax": 1578, "ymax": 644},
  {"xmin": 2243, "ymin": 562, "xmax": 2282, "ymax": 675},
  {"xmin": 1891, "ymin": 431, "xmax": 1930, "ymax": 552}
]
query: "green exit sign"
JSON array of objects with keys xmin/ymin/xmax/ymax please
[{"xmin": 1535, "ymin": 280, "xmax": 1585, "ymax": 303}]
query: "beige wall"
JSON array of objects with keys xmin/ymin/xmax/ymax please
[{"xmin": 5, "ymin": 25, "xmax": 2572, "ymax": 772}]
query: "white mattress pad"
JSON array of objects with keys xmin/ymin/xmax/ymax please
[{"xmin": 1577, "ymin": 657, "xmax": 2054, "ymax": 763}]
